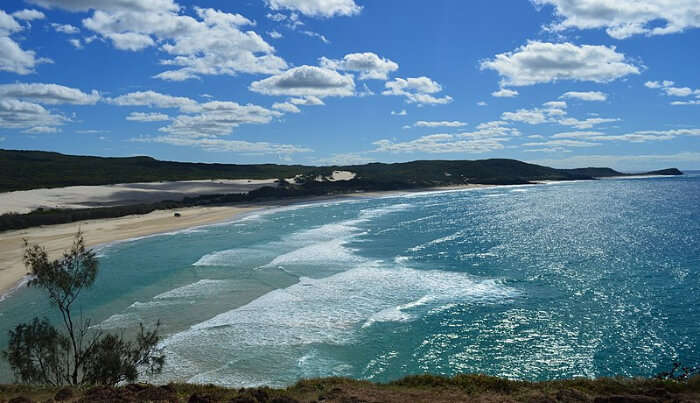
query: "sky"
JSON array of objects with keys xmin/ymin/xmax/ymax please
[{"xmin": 1, "ymin": 0, "xmax": 700, "ymax": 171}]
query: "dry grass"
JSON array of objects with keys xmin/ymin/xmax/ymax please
[{"xmin": 1, "ymin": 374, "xmax": 699, "ymax": 402}]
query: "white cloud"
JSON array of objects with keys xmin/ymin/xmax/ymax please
[
  {"xmin": 159, "ymin": 101, "xmax": 282, "ymax": 137},
  {"xmin": 51, "ymin": 23, "xmax": 79, "ymax": 34},
  {"xmin": 68, "ymin": 38, "xmax": 83, "ymax": 48},
  {"xmin": 533, "ymin": 0, "xmax": 700, "ymax": 39},
  {"xmin": 0, "ymin": 83, "xmax": 99, "ymax": 132},
  {"xmin": 12, "ymin": 9, "xmax": 46, "ymax": 21},
  {"xmin": 491, "ymin": 88, "xmax": 518, "ymax": 98},
  {"xmin": 501, "ymin": 100, "xmax": 619, "ymax": 129},
  {"xmin": 413, "ymin": 121, "xmax": 467, "ymax": 128},
  {"xmin": 134, "ymin": 135, "xmax": 312, "ymax": 155},
  {"xmin": 250, "ymin": 65, "xmax": 355, "ymax": 98},
  {"xmin": 0, "ymin": 99, "xmax": 67, "ymax": 130},
  {"xmin": 272, "ymin": 102, "xmax": 301, "ymax": 113},
  {"xmin": 477, "ymin": 101, "xmax": 487, "ymax": 106},
  {"xmin": 480, "ymin": 41, "xmax": 640, "ymax": 86},
  {"xmin": 551, "ymin": 128, "xmax": 700, "ymax": 143},
  {"xmin": 558, "ymin": 117, "xmax": 620, "ymax": 129},
  {"xmin": 301, "ymin": 30, "xmax": 330, "ymax": 44},
  {"xmin": 551, "ymin": 131, "xmax": 603, "ymax": 139},
  {"xmin": 109, "ymin": 90, "xmax": 198, "ymax": 111},
  {"xmin": 126, "ymin": 112, "xmax": 170, "ymax": 122},
  {"xmin": 289, "ymin": 96, "xmax": 325, "ymax": 105},
  {"xmin": 0, "ymin": 83, "xmax": 100, "ymax": 105},
  {"xmin": 524, "ymin": 139, "xmax": 601, "ymax": 148},
  {"xmin": 543, "ymin": 101, "xmax": 567, "ymax": 109},
  {"xmin": 264, "ymin": 0, "xmax": 361, "ymax": 17},
  {"xmin": 315, "ymin": 152, "xmax": 374, "ymax": 166},
  {"xmin": 0, "ymin": 10, "xmax": 52, "ymax": 75},
  {"xmin": 23, "ymin": 126, "xmax": 61, "ymax": 134},
  {"xmin": 268, "ymin": 30, "xmax": 283, "ymax": 39},
  {"xmin": 645, "ymin": 80, "xmax": 700, "ymax": 101},
  {"xmin": 320, "ymin": 52, "xmax": 399, "ymax": 80},
  {"xmin": 383, "ymin": 76, "xmax": 453, "ymax": 105},
  {"xmin": 391, "ymin": 109, "xmax": 407, "ymax": 116},
  {"xmin": 373, "ymin": 134, "xmax": 506, "ymax": 154},
  {"xmin": 28, "ymin": 1, "xmax": 288, "ymax": 80},
  {"xmin": 560, "ymin": 91, "xmax": 607, "ymax": 101}
]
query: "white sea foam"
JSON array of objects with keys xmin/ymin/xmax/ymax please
[
  {"xmin": 156, "ymin": 260, "xmax": 518, "ymax": 385},
  {"xmin": 0, "ymin": 276, "xmax": 31, "ymax": 303},
  {"xmin": 154, "ymin": 279, "xmax": 232, "ymax": 300},
  {"xmin": 408, "ymin": 231, "xmax": 464, "ymax": 252},
  {"xmin": 266, "ymin": 238, "xmax": 362, "ymax": 268}
]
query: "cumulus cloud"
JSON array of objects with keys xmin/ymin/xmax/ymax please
[
  {"xmin": 645, "ymin": 80, "xmax": 700, "ymax": 103},
  {"xmin": 491, "ymin": 88, "xmax": 518, "ymax": 98},
  {"xmin": 501, "ymin": 100, "xmax": 618, "ymax": 129},
  {"xmin": 12, "ymin": 9, "xmax": 46, "ymax": 20},
  {"xmin": 0, "ymin": 83, "xmax": 100, "ymax": 104},
  {"xmin": 51, "ymin": 23, "xmax": 80, "ymax": 34},
  {"xmin": 558, "ymin": 117, "xmax": 619, "ymax": 129},
  {"xmin": 551, "ymin": 128, "xmax": 700, "ymax": 143},
  {"xmin": 373, "ymin": 134, "xmax": 506, "ymax": 154},
  {"xmin": 480, "ymin": 41, "xmax": 640, "ymax": 87},
  {"xmin": 289, "ymin": 96, "xmax": 325, "ymax": 106},
  {"xmin": 23, "ymin": 126, "xmax": 61, "ymax": 134},
  {"xmin": 250, "ymin": 65, "xmax": 355, "ymax": 98},
  {"xmin": 0, "ymin": 83, "xmax": 101, "ymax": 133},
  {"xmin": 523, "ymin": 139, "xmax": 601, "ymax": 148},
  {"xmin": 27, "ymin": 1, "xmax": 288, "ymax": 80},
  {"xmin": 134, "ymin": 135, "xmax": 312, "ymax": 155},
  {"xmin": 126, "ymin": 112, "xmax": 170, "ymax": 122},
  {"xmin": 373, "ymin": 120, "xmax": 520, "ymax": 154},
  {"xmin": 560, "ymin": 91, "xmax": 607, "ymax": 101},
  {"xmin": 264, "ymin": 0, "xmax": 362, "ymax": 17},
  {"xmin": 109, "ymin": 90, "xmax": 198, "ymax": 111},
  {"xmin": 382, "ymin": 76, "xmax": 453, "ymax": 105},
  {"xmin": 0, "ymin": 99, "xmax": 67, "ymax": 131},
  {"xmin": 532, "ymin": 0, "xmax": 700, "ymax": 39},
  {"xmin": 158, "ymin": 101, "xmax": 282, "ymax": 137},
  {"xmin": 0, "ymin": 10, "xmax": 52, "ymax": 75},
  {"xmin": 272, "ymin": 102, "xmax": 301, "ymax": 113},
  {"xmin": 320, "ymin": 52, "xmax": 399, "ymax": 80},
  {"xmin": 391, "ymin": 109, "xmax": 407, "ymax": 116},
  {"xmin": 413, "ymin": 121, "xmax": 467, "ymax": 128},
  {"xmin": 315, "ymin": 152, "xmax": 374, "ymax": 166},
  {"xmin": 268, "ymin": 30, "xmax": 283, "ymax": 39}
]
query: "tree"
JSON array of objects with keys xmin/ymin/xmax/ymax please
[{"xmin": 2, "ymin": 232, "xmax": 165, "ymax": 386}]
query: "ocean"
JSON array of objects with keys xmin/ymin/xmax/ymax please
[{"xmin": 1, "ymin": 174, "xmax": 698, "ymax": 386}]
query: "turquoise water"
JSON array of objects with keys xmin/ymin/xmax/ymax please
[{"xmin": 1, "ymin": 175, "xmax": 699, "ymax": 386}]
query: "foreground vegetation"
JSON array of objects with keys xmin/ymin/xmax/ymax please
[
  {"xmin": 3, "ymin": 233, "xmax": 164, "ymax": 387},
  {"xmin": 1, "ymin": 373, "xmax": 699, "ymax": 402}
]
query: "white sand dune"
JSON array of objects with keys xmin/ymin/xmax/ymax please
[{"xmin": 0, "ymin": 179, "xmax": 277, "ymax": 215}]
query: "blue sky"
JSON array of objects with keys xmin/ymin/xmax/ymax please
[{"xmin": 1, "ymin": 0, "xmax": 699, "ymax": 170}]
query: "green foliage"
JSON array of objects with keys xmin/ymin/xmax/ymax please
[
  {"xmin": 3, "ymin": 318, "xmax": 71, "ymax": 386},
  {"xmin": 2, "ymin": 232, "xmax": 165, "ymax": 386},
  {"xmin": 0, "ymin": 149, "xmax": 682, "ymax": 193}
]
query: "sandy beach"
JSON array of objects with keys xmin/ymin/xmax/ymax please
[{"xmin": 0, "ymin": 183, "xmax": 493, "ymax": 296}]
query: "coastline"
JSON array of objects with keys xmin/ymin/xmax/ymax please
[{"xmin": 0, "ymin": 184, "xmax": 492, "ymax": 296}]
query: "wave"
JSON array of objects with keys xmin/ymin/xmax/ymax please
[
  {"xmin": 155, "ymin": 260, "xmax": 518, "ymax": 385},
  {"xmin": 408, "ymin": 231, "xmax": 464, "ymax": 252}
]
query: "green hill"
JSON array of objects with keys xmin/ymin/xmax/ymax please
[{"xmin": 0, "ymin": 149, "xmax": 682, "ymax": 193}]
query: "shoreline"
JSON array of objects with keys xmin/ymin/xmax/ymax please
[{"xmin": 0, "ymin": 184, "xmax": 492, "ymax": 296}]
